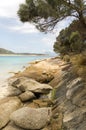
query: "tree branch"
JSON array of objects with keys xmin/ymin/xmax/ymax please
[{"xmin": 63, "ymin": 0, "xmax": 79, "ymax": 12}]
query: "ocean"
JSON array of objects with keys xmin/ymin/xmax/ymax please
[{"xmin": 0, "ymin": 55, "xmax": 52, "ymax": 80}]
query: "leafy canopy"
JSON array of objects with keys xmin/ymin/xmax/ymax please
[
  {"xmin": 18, "ymin": 0, "xmax": 86, "ymax": 32},
  {"xmin": 53, "ymin": 19, "xmax": 86, "ymax": 55}
]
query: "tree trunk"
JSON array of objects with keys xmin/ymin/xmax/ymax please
[{"xmin": 79, "ymin": 13, "xmax": 86, "ymax": 28}]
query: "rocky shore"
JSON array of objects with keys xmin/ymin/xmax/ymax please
[{"xmin": 0, "ymin": 57, "xmax": 86, "ymax": 130}]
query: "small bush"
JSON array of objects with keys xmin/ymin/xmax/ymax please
[
  {"xmin": 77, "ymin": 55, "xmax": 86, "ymax": 66},
  {"xmin": 63, "ymin": 55, "xmax": 70, "ymax": 62},
  {"xmin": 70, "ymin": 31, "xmax": 83, "ymax": 52},
  {"xmin": 72, "ymin": 54, "xmax": 86, "ymax": 66},
  {"xmin": 71, "ymin": 54, "xmax": 86, "ymax": 79},
  {"xmin": 77, "ymin": 66, "xmax": 86, "ymax": 77}
]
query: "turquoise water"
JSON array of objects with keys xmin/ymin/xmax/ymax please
[{"xmin": 0, "ymin": 55, "xmax": 51, "ymax": 79}]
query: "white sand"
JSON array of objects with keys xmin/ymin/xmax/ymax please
[
  {"xmin": 0, "ymin": 79, "xmax": 10, "ymax": 99},
  {"xmin": 0, "ymin": 73, "xmax": 14, "ymax": 99}
]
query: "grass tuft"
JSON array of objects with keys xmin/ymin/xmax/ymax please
[{"xmin": 71, "ymin": 54, "xmax": 86, "ymax": 80}]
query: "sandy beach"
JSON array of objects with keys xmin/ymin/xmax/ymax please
[{"xmin": 0, "ymin": 79, "xmax": 9, "ymax": 99}]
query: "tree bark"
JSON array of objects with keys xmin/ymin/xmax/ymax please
[{"xmin": 79, "ymin": 13, "xmax": 86, "ymax": 28}]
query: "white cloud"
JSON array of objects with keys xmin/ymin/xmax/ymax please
[
  {"xmin": 42, "ymin": 49, "xmax": 54, "ymax": 53},
  {"xmin": 0, "ymin": 0, "xmax": 25, "ymax": 18},
  {"xmin": 0, "ymin": 0, "xmax": 39, "ymax": 34},
  {"xmin": 9, "ymin": 22, "xmax": 39, "ymax": 34},
  {"xmin": 42, "ymin": 37, "xmax": 55, "ymax": 46}
]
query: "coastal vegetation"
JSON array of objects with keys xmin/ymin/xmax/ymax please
[
  {"xmin": 53, "ymin": 19, "xmax": 86, "ymax": 80},
  {"xmin": 18, "ymin": 0, "xmax": 86, "ymax": 78},
  {"xmin": 53, "ymin": 20, "xmax": 86, "ymax": 55}
]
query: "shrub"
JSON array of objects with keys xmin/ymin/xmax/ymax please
[
  {"xmin": 70, "ymin": 31, "xmax": 83, "ymax": 52},
  {"xmin": 77, "ymin": 55, "xmax": 86, "ymax": 66},
  {"xmin": 63, "ymin": 55, "xmax": 70, "ymax": 62},
  {"xmin": 71, "ymin": 54, "xmax": 86, "ymax": 79},
  {"xmin": 72, "ymin": 54, "xmax": 86, "ymax": 66}
]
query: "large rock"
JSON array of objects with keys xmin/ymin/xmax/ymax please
[
  {"xmin": 19, "ymin": 91, "xmax": 35, "ymax": 102},
  {"xmin": 52, "ymin": 70, "xmax": 86, "ymax": 130},
  {"xmin": 8, "ymin": 87, "xmax": 22, "ymax": 97},
  {"xmin": 66, "ymin": 78, "xmax": 84, "ymax": 99},
  {"xmin": 10, "ymin": 107, "xmax": 52, "ymax": 130},
  {"xmin": 12, "ymin": 77, "xmax": 52, "ymax": 94},
  {"xmin": 63, "ymin": 107, "xmax": 86, "ymax": 130},
  {"xmin": 9, "ymin": 77, "xmax": 26, "ymax": 87},
  {"xmin": 0, "ymin": 97, "xmax": 22, "ymax": 129}
]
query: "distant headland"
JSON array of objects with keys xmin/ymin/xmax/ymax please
[{"xmin": 0, "ymin": 48, "xmax": 46, "ymax": 56}]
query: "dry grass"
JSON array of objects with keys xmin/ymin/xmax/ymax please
[
  {"xmin": 70, "ymin": 54, "xmax": 86, "ymax": 80},
  {"xmin": 63, "ymin": 55, "xmax": 70, "ymax": 62}
]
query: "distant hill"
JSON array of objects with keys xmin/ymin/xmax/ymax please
[
  {"xmin": 0, "ymin": 48, "xmax": 14, "ymax": 54},
  {"xmin": 0, "ymin": 48, "xmax": 46, "ymax": 55}
]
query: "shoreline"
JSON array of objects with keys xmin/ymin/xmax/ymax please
[
  {"xmin": 0, "ymin": 55, "xmax": 52, "ymax": 82},
  {"xmin": 0, "ymin": 54, "xmax": 48, "ymax": 56},
  {"xmin": 0, "ymin": 56, "xmax": 62, "ymax": 99},
  {"xmin": 0, "ymin": 55, "xmax": 64, "ymax": 100}
]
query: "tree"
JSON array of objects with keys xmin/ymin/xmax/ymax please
[
  {"xmin": 53, "ymin": 21, "xmax": 85, "ymax": 55},
  {"xmin": 18, "ymin": 0, "xmax": 86, "ymax": 32},
  {"xmin": 53, "ymin": 28, "xmax": 71, "ymax": 55}
]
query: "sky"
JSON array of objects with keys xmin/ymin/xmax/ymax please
[{"xmin": 0, "ymin": 0, "xmax": 73, "ymax": 53}]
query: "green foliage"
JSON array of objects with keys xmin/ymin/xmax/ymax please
[
  {"xmin": 54, "ymin": 28, "xmax": 71, "ymax": 55},
  {"xmin": 53, "ymin": 20, "xmax": 85, "ymax": 55},
  {"xmin": 70, "ymin": 31, "xmax": 80, "ymax": 43},
  {"xmin": 18, "ymin": 1, "xmax": 38, "ymax": 22},
  {"xmin": 18, "ymin": 0, "xmax": 86, "ymax": 32},
  {"xmin": 70, "ymin": 31, "xmax": 83, "ymax": 52}
]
